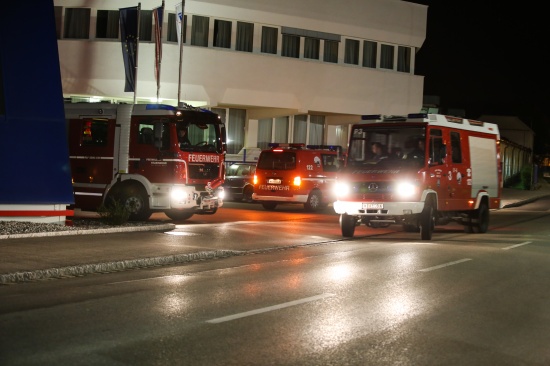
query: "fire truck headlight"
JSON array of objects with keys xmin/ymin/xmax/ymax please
[
  {"xmin": 395, "ymin": 182, "xmax": 417, "ymax": 198},
  {"xmin": 217, "ymin": 187, "xmax": 225, "ymax": 200},
  {"xmin": 334, "ymin": 182, "xmax": 351, "ymax": 198},
  {"xmin": 171, "ymin": 187, "xmax": 187, "ymax": 201}
]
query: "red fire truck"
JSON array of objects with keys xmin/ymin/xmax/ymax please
[
  {"xmin": 333, "ymin": 113, "xmax": 502, "ymax": 240},
  {"xmin": 253, "ymin": 143, "xmax": 342, "ymax": 211},
  {"xmin": 65, "ymin": 103, "xmax": 226, "ymax": 221}
]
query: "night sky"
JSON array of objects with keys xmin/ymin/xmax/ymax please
[{"xmin": 409, "ymin": 2, "xmax": 550, "ymax": 153}]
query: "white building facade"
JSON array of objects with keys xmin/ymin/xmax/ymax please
[{"xmin": 54, "ymin": 0, "xmax": 427, "ymax": 154}]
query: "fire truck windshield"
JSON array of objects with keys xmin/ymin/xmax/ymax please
[
  {"xmin": 178, "ymin": 122, "xmax": 222, "ymax": 153},
  {"xmin": 347, "ymin": 126, "xmax": 426, "ymax": 168}
]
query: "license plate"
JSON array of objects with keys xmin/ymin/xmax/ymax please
[
  {"xmin": 268, "ymin": 179, "xmax": 282, "ymax": 184},
  {"xmin": 364, "ymin": 203, "xmax": 383, "ymax": 209}
]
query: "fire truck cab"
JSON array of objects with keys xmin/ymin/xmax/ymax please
[
  {"xmin": 333, "ymin": 113, "xmax": 502, "ymax": 240},
  {"xmin": 253, "ymin": 143, "xmax": 342, "ymax": 211},
  {"xmin": 66, "ymin": 103, "xmax": 226, "ymax": 221}
]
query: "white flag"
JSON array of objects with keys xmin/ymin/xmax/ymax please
[{"xmin": 175, "ymin": 1, "xmax": 185, "ymax": 45}]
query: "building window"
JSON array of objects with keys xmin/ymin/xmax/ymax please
[
  {"xmin": 380, "ymin": 44, "xmax": 394, "ymax": 70},
  {"xmin": 304, "ymin": 38, "xmax": 319, "ymax": 60},
  {"xmin": 397, "ymin": 46, "xmax": 411, "ymax": 73},
  {"xmin": 96, "ymin": 10, "xmax": 119, "ymax": 39},
  {"xmin": 139, "ymin": 10, "xmax": 152, "ymax": 41},
  {"xmin": 167, "ymin": 13, "xmax": 176, "ymax": 42},
  {"xmin": 282, "ymin": 34, "xmax": 300, "ymax": 58},
  {"xmin": 168, "ymin": 13, "xmax": 186, "ymax": 43},
  {"xmin": 191, "ymin": 15, "xmax": 209, "ymax": 47},
  {"xmin": 54, "ymin": 6, "xmax": 62, "ymax": 39},
  {"xmin": 214, "ymin": 19, "xmax": 232, "ymax": 48},
  {"xmin": 293, "ymin": 115, "xmax": 307, "ymax": 143},
  {"xmin": 228, "ymin": 109, "xmax": 246, "ymax": 154},
  {"xmin": 236, "ymin": 21, "xmax": 253, "ymax": 52},
  {"xmin": 362, "ymin": 40, "xmax": 377, "ymax": 68},
  {"xmin": 274, "ymin": 117, "xmax": 289, "ymax": 142},
  {"xmin": 261, "ymin": 26, "xmax": 278, "ymax": 54},
  {"xmin": 258, "ymin": 118, "xmax": 273, "ymax": 150},
  {"xmin": 64, "ymin": 8, "xmax": 90, "ymax": 39},
  {"xmin": 344, "ymin": 39, "xmax": 359, "ymax": 65},
  {"xmin": 309, "ymin": 115, "xmax": 325, "ymax": 145},
  {"xmin": 323, "ymin": 40, "xmax": 338, "ymax": 63}
]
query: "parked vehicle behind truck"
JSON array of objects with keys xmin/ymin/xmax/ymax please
[
  {"xmin": 253, "ymin": 143, "xmax": 342, "ymax": 211},
  {"xmin": 333, "ymin": 113, "xmax": 502, "ymax": 240},
  {"xmin": 66, "ymin": 103, "xmax": 226, "ymax": 221}
]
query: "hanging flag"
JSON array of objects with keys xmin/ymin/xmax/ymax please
[
  {"xmin": 119, "ymin": 6, "xmax": 139, "ymax": 92},
  {"xmin": 153, "ymin": 2, "xmax": 164, "ymax": 97},
  {"xmin": 175, "ymin": 1, "xmax": 185, "ymax": 46}
]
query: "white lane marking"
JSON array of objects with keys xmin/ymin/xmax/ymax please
[
  {"xmin": 502, "ymin": 241, "xmax": 532, "ymax": 250},
  {"xmin": 206, "ymin": 293, "xmax": 335, "ymax": 324},
  {"xmin": 418, "ymin": 258, "xmax": 472, "ymax": 272}
]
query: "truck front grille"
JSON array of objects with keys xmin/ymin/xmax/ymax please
[{"xmin": 188, "ymin": 163, "xmax": 220, "ymax": 180}]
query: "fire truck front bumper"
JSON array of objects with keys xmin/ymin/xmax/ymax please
[
  {"xmin": 333, "ymin": 200, "xmax": 425, "ymax": 217},
  {"xmin": 198, "ymin": 195, "xmax": 223, "ymax": 210},
  {"xmin": 170, "ymin": 186, "xmax": 224, "ymax": 210},
  {"xmin": 252, "ymin": 194, "xmax": 308, "ymax": 203}
]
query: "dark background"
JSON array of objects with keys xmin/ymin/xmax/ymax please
[{"xmin": 410, "ymin": 2, "xmax": 549, "ymax": 154}]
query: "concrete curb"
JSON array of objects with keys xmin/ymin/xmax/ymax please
[
  {"xmin": 501, "ymin": 194, "xmax": 550, "ymax": 209},
  {"xmin": 0, "ymin": 249, "xmax": 243, "ymax": 285}
]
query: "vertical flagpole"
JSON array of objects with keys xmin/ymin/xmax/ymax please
[
  {"xmin": 133, "ymin": 3, "xmax": 141, "ymax": 104},
  {"xmin": 177, "ymin": 1, "xmax": 185, "ymax": 106},
  {"xmin": 156, "ymin": 0, "xmax": 165, "ymax": 102}
]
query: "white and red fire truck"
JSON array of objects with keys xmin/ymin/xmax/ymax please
[
  {"xmin": 65, "ymin": 103, "xmax": 226, "ymax": 221},
  {"xmin": 253, "ymin": 143, "xmax": 342, "ymax": 211},
  {"xmin": 333, "ymin": 113, "xmax": 502, "ymax": 240}
]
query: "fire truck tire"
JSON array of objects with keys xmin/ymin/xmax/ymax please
[
  {"xmin": 304, "ymin": 190, "xmax": 322, "ymax": 212},
  {"xmin": 340, "ymin": 214, "xmax": 356, "ymax": 237},
  {"xmin": 165, "ymin": 210, "xmax": 194, "ymax": 221},
  {"xmin": 120, "ymin": 186, "xmax": 151, "ymax": 221},
  {"xmin": 471, "ymin": 201, "xmax": 489, "ymax": 233},
  {"xmin": 262, "ymin": 202, "xmax": 277, "ymax": 210},
  {"xmin": 242, "ymin": 186, "xmax": 254, "ymax": 203},
  {"xmin": 420, "ymin": 204, "xmax": 435, "ymax": 240}
]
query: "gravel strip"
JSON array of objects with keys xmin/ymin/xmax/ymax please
[{"xmin": 0, "ymin": 219, "xmax": 164, "ymax": 236}]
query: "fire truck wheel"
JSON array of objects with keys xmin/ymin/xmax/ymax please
[
  {"xmin": 420, "ymin": 204, "xmax": 435, "ymax": 240},
  {"xmin": 304, "ymin": 191, "xmax": 322, "ymax": 212},
  {"xmin": 473, "ymin": 201, "xmax": 489, "ymax": 233},
  {"xmin": 262, "ymin": 202, "xmax": 277, "ymax": 210},
  {"xmin": 165, "ymin": 210, "xmax": 194, "ymax": 221},
  {"xmin": 340, "ymin": 214, "xmax": 356, "ymax": 237},
  {"xmin": 242, "ymin": 186, "xmax": 254, "ymax": 203},
  {"xmin": 120, "ymin": 186, "xmax": 151, "ymax": 221}
]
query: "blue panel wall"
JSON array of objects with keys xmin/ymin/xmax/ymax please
[{"xmin": 0, "ymin": 1, "xmax": 74, "ymax": 204}]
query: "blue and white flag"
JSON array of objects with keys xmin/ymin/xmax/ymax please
[
  {"xmin": 119, "ymin": 6, "xmax": 139, "ymax": 92},
  {"xmin": 175, "ymin": 1, "xmax": 185, "ymax": 46}
]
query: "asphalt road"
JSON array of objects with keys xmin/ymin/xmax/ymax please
[{"xmin": 1, "ymin": 199, "xmax": 550, "ymax": 365}]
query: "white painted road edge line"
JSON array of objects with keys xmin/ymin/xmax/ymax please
[
  {"xmin": 206, "ymin": 293, "xmax": 335, "ymax": 324},
  {"xmin": 502, "ymin": 241, "xmax": 532, "ymax": 250},
  {"xmin": 418, "ymin": 258, "xmax": 472, "ymax": 272}
]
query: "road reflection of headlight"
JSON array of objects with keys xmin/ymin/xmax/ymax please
[
  {"xmin": 334, "ymin": 182, "xmax": 350, "ymax": 198},
  {"xmin": 396, "ymin": 182, "xmax": 416, "ymax": 198}
]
